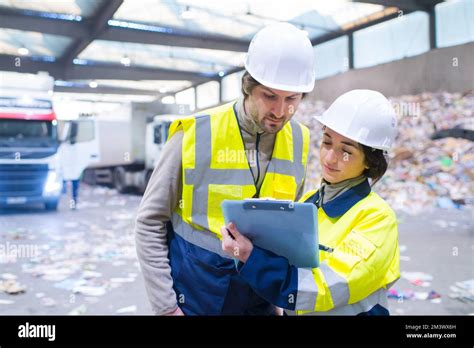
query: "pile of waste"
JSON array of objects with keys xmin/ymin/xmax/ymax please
[{"xmin": 296, "ymin": 91, "xmax": 474, "ymax": 214}]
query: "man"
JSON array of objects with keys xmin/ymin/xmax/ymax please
[{"xmin": 135, "ymin": 22, "xmax": 316, "ymax": 315}]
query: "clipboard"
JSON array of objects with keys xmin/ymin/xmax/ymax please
[{"xmin": 221, "ymin": 199, "xmax": 319, "ymax": 268}]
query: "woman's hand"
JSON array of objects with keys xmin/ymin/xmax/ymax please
[{"xmin": 221, "ymin": 222, "xmax": 254, "ymax": 263}]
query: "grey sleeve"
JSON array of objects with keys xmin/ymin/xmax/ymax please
[{"xmin": 134, "ymin": 130, "xmax": 183, "ymax": 315}]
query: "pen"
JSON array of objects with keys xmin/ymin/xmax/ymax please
[
  {"xmin": 319, "ymin": 244, "xmax": 334, "ymax": 253},
  {"xmin": 226, "ymin": 228, "xmax": 236, "ymax": 240}
]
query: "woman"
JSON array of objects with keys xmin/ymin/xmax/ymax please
[{"xmin": 221, "ymin": 89, "xmax": 400, "ymax": 315}]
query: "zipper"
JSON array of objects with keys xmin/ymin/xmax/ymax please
[
  {"xmin": 254, "ymin": 132, "xmax": 261, "ymax": 197},
  {"xmin": 232, "ymin": 102, "xmax": 262, "ymax": 199}
]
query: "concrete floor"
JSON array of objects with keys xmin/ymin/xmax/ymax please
[
  {"xmin": 0, "ymin": 184, "xmax": 473, "ymax": 315},
  {"xmin": 0, "ymin": 185, "xmax": 152, "ymax": 315}
]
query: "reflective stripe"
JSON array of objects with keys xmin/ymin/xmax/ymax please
[
  {"xmin": 314, "ymin": 288, "xmax": 388, "ymax": 315},
  {"xmin": 190, "ymin": 116, "xmax": 211, "ymax": 230},
  {"xmin": 295, "ymin": 268, "xmax": 318, "ymax": 310},
  {"xmin": 185, "ymin": 165, "xmax": 255, "ymax": 229},
  {"xmin": 266, "ymin": 120, "xmax": 305, "ymax": 186},
  {"xmin": 184, "ymin": 114, "xmax": 305, "ymax": 230},
  {"xmin": 294, "ymin": 262, "xmax": 386, "ymax": 314},
  {"xmin": 295, "ymin": 263, "xmax": 349, "ymax": 311},
  {"xmin": 319, "ymin": 263, "xmax": 350, "ymax": 307},
  {"xmin": 171, "ymin": 213, "xmax": 231, "ymax": 259},
  {"xmin": 184, "ymin": 116, "xmax": 255, "ymax": 230},
  {"xmin": 290, "ymin": 120, "xmax": 305, "ymax": 184},
  {"xmin": 288, "ymin": 288, "xmax": 388, "ymax": 316},
  {"xmin": 185, "ymin": 168, "xmax": 255, "ymax": 185}
]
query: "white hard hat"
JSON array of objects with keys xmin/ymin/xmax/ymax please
[
  {"xmin": 244, "ymin": 22, "xmax": 316, "ymax": 93},
  {"xmin": 315, "ymin": 90, "xmax": 398, "ymax": 151}
]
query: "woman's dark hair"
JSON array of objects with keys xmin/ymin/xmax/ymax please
[
  {"xmin": 361, "ymin": 145, "xmax": 388, "ymax": 186},
  {"xmin": 241, "ymin": 70, "xmax": 307, "ymax": 99}
]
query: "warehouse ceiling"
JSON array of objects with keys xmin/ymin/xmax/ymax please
[{"xmin": 0, "ymin": 0, "xmax": 445, "ymax": 100}]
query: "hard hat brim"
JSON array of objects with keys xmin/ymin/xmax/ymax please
[
  {"xmin": 246, "ymin": 67, "xmax": 315, "ymax": 93},
  {"xmin": 313, "ymin": 115, "xmax": 391, "ymax": 152}
]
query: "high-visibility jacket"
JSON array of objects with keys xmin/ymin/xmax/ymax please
[
  {"xmin": 237, "ymin": 179, "xmax": 400, "ymax": 315},
  {"xmin": 167, "ymin": 101, "xmax": 310, "ymax": 315},
  {"xmin": 168, "ymin": 101, "xmax": 309, "ymax": 238}
]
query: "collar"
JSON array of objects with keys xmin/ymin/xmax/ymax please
[{"xmin": 305, "ymin": 179, "xmax": 372, "ymax": 218}]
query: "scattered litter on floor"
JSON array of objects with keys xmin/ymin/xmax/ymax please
[
  {"xmin": 388, "ymin": 288, "xmax": 442, "ymax": 302},
  {"xmin": 110, "ymin": 277, "xmax": 135, "ymax": 283},
  {"xmin": 387, "ymin": 289, "xmax": 414, "ymax": 300},
  {"xmin": 81, "ymin": 271, "xmax": 102, "ymax": 279},
  {"xmin": 116, "ymin": 305, "xmax": 137, "ymax": 314},
  {"xmin": 0, "ymin": 279, "xmax": 26, "ymax": 294},
  {"xmin": 409, "ymin": 279, "xmax": 431, "ymax": 287},
  {"xmin": 73, "ymin": 285, "xmax": 107, "ymax": 297},
  {"xmin": 449, "ymin": 279, "xmax": 474, "ymax": 303},
  {"xmin": 414, "ymin": 292, "xmax": 429, "ymax": 300},
  {"xmin": 54, "ymin": 279, "xmax": 87, "ymax": 291},
  {"xmin": 106, "ymin": 198, "xmax": 128, "ymax": 207},
  {"xmin": 68, "ymin": 304, "xmax": 87, "ymax": 315},
  {"xmin": 401, "ymin": 271, "xmax": 434, "ymax": 282},
  {"xmin": 427, "ymin": 290, "xmax": 441, "ymax": 300},
  {"xmin": 41, "ymin": 297, "xmax": 57, "ymax": 307},
  {"xmin": 1, "ymin": 273, "xmax": 17, "ymax": 280}
]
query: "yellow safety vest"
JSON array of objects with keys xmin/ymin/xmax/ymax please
[
  {"xmin": 293, "ymin": 189, "xmax": 400, "ymax": 315},
  {"xmin": 168, "ymin": 101, "xmax": 310, "ymax": 242}
]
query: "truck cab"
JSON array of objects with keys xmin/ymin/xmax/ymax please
[
  {"xmin": 145, "ymin": 114, "xmax": 181, "ymax": 174},
  {"xmin": 0, "ymin": 72, "xmax": 63, "ymax": 210}
]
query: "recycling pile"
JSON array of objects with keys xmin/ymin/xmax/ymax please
[{"xmin": 295, "ymin": 91, "xmax": 474, "ymax": 214}]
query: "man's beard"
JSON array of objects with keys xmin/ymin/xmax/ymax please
[
  {"xmin": 249, "ymin": 105, "xmax": 285, "ymax": 134},
  {"xmin": 259, "ymin": 113, "xmax": 286, "ymax": 133}
]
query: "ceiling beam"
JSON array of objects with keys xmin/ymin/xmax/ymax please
[
  {"xmin": 100, "ymin": 25, "xmax": 250, "ymax": 52},
  {"xmin": 353, "ymin": 0, "xmax": 444, "ymax": 12},
  {"xmin": 65, "ymin": 62, "xmax": 211, "ymax": 81},
  {"xmin": 0, "ymin": 54, "xmax": 212, "ymax": 82},
  {"xmin": 0, "ymin": 9, "xmax": 87, "ymax": 38},
  {"xmin": 60, "ymin": 0, "xmax": 123, "ymax": 64},
  {"xmin": 0, "ymin": 7, "xmax": 250, "ymax": 53},
  {"xmin": 54, "ymin": 85, "xmax": 161, "ymax": 96},
  {"xmin": 0, "ymin": 54, "xmax": 66, "ymax": 78}
]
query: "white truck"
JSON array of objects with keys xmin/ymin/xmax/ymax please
[
  {"xmin": 61, "ymin": 102, "xmax": 185, "ymax": 194},
  {"xmin": 0, "ymin": 71, "xmax": 63, "ymax": 210}
]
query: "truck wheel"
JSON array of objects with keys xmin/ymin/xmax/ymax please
[
  {"xmin": 113, "ymin": 167, "xmax": 130, "ymax": 194},
  {"xmin": 45, "ymin": 201, "xmax": 59, "ymax": 211},
  {"xmin": 82, "ymin": 169, "xmax": 97, "ymax": 185},
  {"xmin": 139, "ymin": 170, "xmax": 153, "ymax": 194}
]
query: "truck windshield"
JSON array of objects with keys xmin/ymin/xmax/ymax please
[{"xmin": 0, "ymin": 119, "xmax": 57, "ymax": 147}]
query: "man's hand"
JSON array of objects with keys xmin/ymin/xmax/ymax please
[
  {"xmin": 221, "ymin": 222, "xmax": 254, "ymax": 263},
  {"xmin": 165, "ymin": 306, "xmax": 185, "ymax": 316}
]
